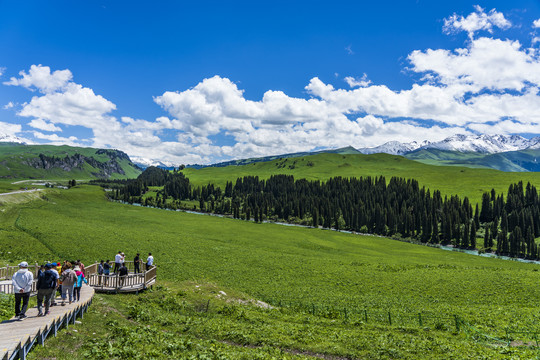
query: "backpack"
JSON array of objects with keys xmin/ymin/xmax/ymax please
[
  {"xmin": 39, "ymin": 270, "xmax": 57, "ymax": 289},
  {"xmin": 62, "ymin": 270, "xmax": 77, "ymax": 286}
]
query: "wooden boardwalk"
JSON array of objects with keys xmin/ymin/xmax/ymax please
[
  {"xmin": 0, "ymin": 285, "xmax": 94, "ymax": 360},
  {"xmin": 0, "ymin": 261, "xmax": 156, "ymax": 359}
]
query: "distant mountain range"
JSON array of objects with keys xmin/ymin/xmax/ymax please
[
  {"xmin": 358, "ymin": 134, "xmax": 540, "ymax": 155},
  {"xmin": 2, "ymin": 132, "xmax": 539, "ymax": 172}
]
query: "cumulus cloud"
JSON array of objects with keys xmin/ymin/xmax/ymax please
[
  {"xmin": 32, "ymin": 131, "xmax": 80, "ymax": 146},
  {"xmin": 28, "ymin": 119, "xmax": 62, "ymax": 132},
  {"xmin": 534, "ymin": 19, "xmax": 540, "ymax": 28},
  {"xmin": 344, "ymin": 74, "xmax": 371, "ymax": 88},
  {"xmin": 4, "ymin": 64, "xmax": 72, "ymax": 93},
  {"xmin": 443, "ymin": 5, "xmax": 511, "ymax": 38},
  {"xmin": 3, "ymin": 101, "xmax": 14, "ymax": 110},
  {"xmin": 0, "ymin": 122, "xmax": 22, "ymax": 136}
]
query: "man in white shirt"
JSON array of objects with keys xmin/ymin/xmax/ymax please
[
  {"xmin": 11, "ymin": 262, "xmax": 34, "ymax": 320},
  {"xmin": 114, "ymin": 251, "xmax": 122, "ymax": 273},
  {"xmin": 146, "ymin": 253, "xmax": 154, "ymax": 271}
]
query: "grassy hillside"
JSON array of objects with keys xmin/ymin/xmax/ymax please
[
  {"xmin": 181, "ymin": 152, "xmax": 540, "ymax": 205},
  {"xmin": 406, "ymin": 148, "xmax": 540, "ymax": 172},
  {"xmin": 2, "ymin": 186, "xmax": 540, "ymax": 358},
  {"xmin": 0, "ymin": 143, "xmax": 141, "ymax": 181}
]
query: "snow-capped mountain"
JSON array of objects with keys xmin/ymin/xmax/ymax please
[
  {"xmin": 130, "ymin": 156, "xmax": 177, "ymax": 170},
  {"xmin": 359, "ymin": 134, "xmax": 540, "ymax": 155},
  {"xmin": 358, "ymin": 140, "xmax": 430, "ymax": 155},
  {"xmin": 0, "ymin": 133, "xmax": 28, "ymax": 144}
]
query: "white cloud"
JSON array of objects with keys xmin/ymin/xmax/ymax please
[
  {"xmin": 344, "ymin": 74, "xmax": 371, "ymax": 88},
  {"xmin": 443, "ymin": 5, "xmax": 511, "ymax": 39},
  {"xmin": 534, "ymin": 19, "xmax": 540, "ymax": 28},
  {"xmin": 0, "ymin": 122, "xmax": 22, "ymax": 136},
  {"xmin": 28, "ymin": 119, "xmax": 62, "ymax": 132},
  {"xmin": 3, "ymin": 101, "xmax": 14, "ymax": 110},
  {"xmin": 32, "ymin": 131, "xmax": 80, "ymax": 146},
  {"xmin": 0, "ymin": 67, "xmax": 5, "ymax": 78},
  {"xmin": 18, "ymin": 82, "xmax": 116, "ymax": 128},
  {"xmin": 4, "ymin": 64, "xmax": 72, "ymax": 94},
  {"xmin": 408, "ymin": 38, "xmax": 540, "ymax": 92}
]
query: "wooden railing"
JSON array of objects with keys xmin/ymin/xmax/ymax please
[
  {"xmin": 0, "ymin": 261, "xmax": 156, "ymax": 295},
  {"xmin": 0, "ymin": 264, "xmax": 41, "ymax": 280},
  {"xmin": 85, "ymin": 261, "xmax": 156, "ymax": 293}
]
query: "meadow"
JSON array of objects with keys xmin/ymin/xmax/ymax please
[
  {"xmin": 181, "ymin": 153, "xmax": 540, "ymax": 205},
  {"xmin": 2, "ymin": 185, "xmax": 540, "ymax": 358}
]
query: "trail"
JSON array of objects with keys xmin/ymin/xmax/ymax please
[{"xmin": 0, "ymin": 189, "xmax": 42, "ymax": 196}]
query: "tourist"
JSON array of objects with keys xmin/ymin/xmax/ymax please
[
  {"xmin": 120, "ymin": 252, "xmax": 125, "ymax": 266},
  {"xmin": 73, "ymin": 263, "xmax": 88, "ymax": 302},
  {"xmin": 11, "ymin": 262, "xmax": 34, "ymax": 320},
  {"xmin": 114, "ymin": 251, "xmax": 122, "ymax": 273},
  {"xmin": 103, "ymin": 260, "xmax": 111, "ymax": 285},
  {"xmin": 36, "ymin": 263, "xmax": 57, "ymax": 316},
  {"xmin": 98, "ymin": 260, "xmax": 104, "ymax": 285},
  {"xmin": 49, "ymin": 263, "xmax": 60, "ymax": 306},
  {"xmin": 77, "ymin": 259, "xmax": 86, "ymax": 276},
  {"xmin": 134, "ymin": 253, "xmax": 141, "ymax": 274},
  {"xmin": 56, "ymin": 262, "xmax": 63, "ymax": 299},
  {"xmin": 119, "ymin": 262, "xmax": 128, "ymax": 287},
  {"xmin": 60, "ymin": 262, "xmax": 77, "ymax": 305},
  {"xmin": 146, "ymin": 252, "xmax": 154, "ymax": 271}
]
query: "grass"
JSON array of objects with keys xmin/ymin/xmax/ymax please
[
  {"xmin": 1, "ymin": 185, "xmax": 540, "ymax": 358},
  {"xmin": 0, "ymin": 143, "xmax": 140, "ymax": 181},
  {"xmin": 181, "ymin": 153, "xmax": 540, "ymax": 205}
]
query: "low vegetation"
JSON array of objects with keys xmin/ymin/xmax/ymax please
[{"xmin": 1, "ymin": 186, "xmax": 540, "ymax": 358}]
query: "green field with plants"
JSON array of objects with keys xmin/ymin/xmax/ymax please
[
  {"xmin": 2, "ymin": 185, "xmax": 540, "ymax": 358},
  {"xmin": 181, "ymin": 153, "xmax": 540, "ymax": 205}
]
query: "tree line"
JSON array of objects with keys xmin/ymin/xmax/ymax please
[{"xmin": 106, "ymin": 167, "xmax": 540, "ymax": 260}]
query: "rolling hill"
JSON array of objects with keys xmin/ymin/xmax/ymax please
[
  {"xmin": 180, "ymin": 152, "xmax": 540, "ymax": 205},
  {"xmin": 0, "ymin": 143, "xmax": 142, "ymax": 181}
]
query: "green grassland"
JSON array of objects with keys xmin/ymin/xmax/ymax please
[
  {"xmin": 1, "ymin": 186, "xmax": 540, "ymax": 358},
  {"xmin": 182, "ymin": 153, "xmax": 540, "ymax": 205},
  {"xmin": 406, "ymin": 148, "xmax": 540, "ymax": 172},
  {"xmin": 0, "ymin": 143, "xmax": 141, "ymax": 181}
]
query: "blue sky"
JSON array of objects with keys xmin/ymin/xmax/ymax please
[{"xmin": 1, "ymin": 1, "xmax": 540, "ymax": 165}]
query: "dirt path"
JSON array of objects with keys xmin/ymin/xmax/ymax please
[{"xmin": 0, "ymin": 189, "xmax": 42, "ymax": 196}]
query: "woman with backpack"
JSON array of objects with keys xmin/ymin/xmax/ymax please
[{"xmin": 60, "ymin": 262, "xmax": 77, "ymax": 305}]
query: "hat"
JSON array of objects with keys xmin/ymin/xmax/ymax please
[
  {"xmin": 18, "ymin": 262, "xmax": 28, "ymax": 268},
  {"xmin": 57, "ymin": 262, "xmax": 61, "ymax": 266},
  {"xmin": 45, "ymin": 263, "xmax": 53, "ymax": 269}
]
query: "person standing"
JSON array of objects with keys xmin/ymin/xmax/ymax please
[
  {"xmin": 146, "ymin": 253, "xmax": 154, "ymax": 271},
  {"xmin": 77, "ymin": 259, "xmax": 86, "ymax": 276},
  {"xmin": 60, "ymin": 262, "xmax": 77, "ymax": 305},
  {"xmin": 98, "ymin": 260, "xmax": 104, "ymax": 285},
  {"xmin": 103, "ymin": 260, "xmax": 111, "ymax": 286},
  {"xmin": 36, "ymin": 264, "xmax": 57, "ymax": 316},
  {"xmin": 11, "ymin": 262, "xmax": 34, "ymax": 320},
  {"xmin": 114, "ymin": 251, "xmax": 122, "ymax": 273},
  {"xmin": 119, "ymin": 263, "xmax": 128, "ymax": 287},
  {"xmin": 134, "ymin": 253, "xmax": 141, "ymax": 274}
]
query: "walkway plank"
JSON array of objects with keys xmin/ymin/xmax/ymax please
[{"xmin": 0, "ymin": 284, "xmax": 94, "ymax": 360}]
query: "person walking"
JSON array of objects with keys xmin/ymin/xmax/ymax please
[
  {"xmin": 114, "ymin": 251, "xmax": 122, "ymax": 273},
  {"xmin": 60, "ymin": 262, "xmax": 77, "ymax": 305},
  {"xmin": 11, "ymin": 262, "xmax": 34, "ymax": 320},
  {"xmin": 146, "ymin": 253, "xmax": 154, "ymax": 271},
  {"xmin": 49, "ymin": 263, "xmax": 60, "ymax": 306},
  {"xmin": 36, "ymin": 263, "xmax": 57, "ymax": 316},
  {"xmin": 73, "ymin": 263, "xmax": 88, "ymax": 302},
  {"xmin": 134, "ymin": 253, "xmax": 141, "ymax": 274}
]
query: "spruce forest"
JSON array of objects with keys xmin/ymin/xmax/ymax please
[{"xmin": 102, "ymin": 166, "xmax": 540, "ymax": 260}]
